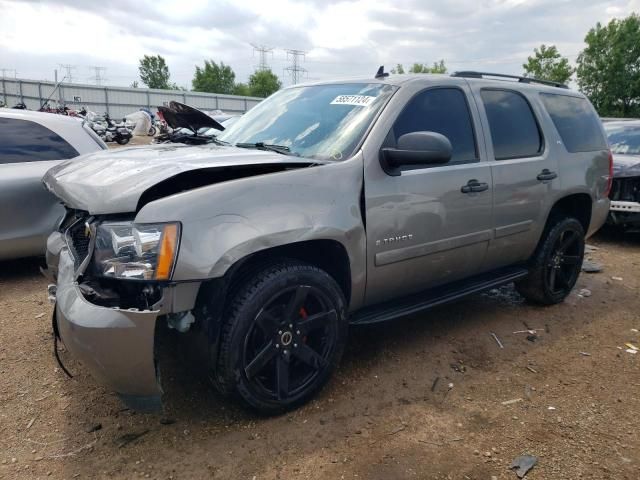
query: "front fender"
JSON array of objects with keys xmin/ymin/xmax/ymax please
[{"xmin": 135, "ymin": 154, "xmax": 366, "ymax": 309}]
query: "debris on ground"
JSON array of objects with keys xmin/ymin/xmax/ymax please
[
  {"xmin": 585, "ymin": 244, "xmax": 599, "ymax": 253},
  {"xmin": 578, "ymin": 288, "xmax": 592, "ymax": 297},
  {"xmin": 579, "ymin": 351, "xmax": 591, "ymax": 356},
  {"xmin": 547, "ymin": 406, "xmax": 556, "ymax": 410},
  {"xmin": 116, "ymin": 430, "xmax": 150, "ymax": 448},
  {"xmin": 490, "ymin": 332, "xmax": 504, "ymax": 348},
  {"xmin": 34, "ymin": 313, "xmax": 45, "ymax": 319},
  {"xmin": 85, "ymin": 423, "xmax": 102, "ymax": 433},
  {"xmin": 513, "ymin": 329, "xmax": 544, "ymax": 335},
  {"xmin": 510, "ymin": 454, "xmax": 538, "ymax": 478},
  {"xmin": 501, "ymin": 398, "xmax": 522, "ymax": 406},
  {"xmin": 611, "ymin": 276, "xmax": 623, "ymax": 281},
  {"xmin": 526, "ymin": 334, "xmax": 537, "ymax": 343},
  {"xmin": 581, "ymin": 259, "xmax": 603, "ymax": 273}
]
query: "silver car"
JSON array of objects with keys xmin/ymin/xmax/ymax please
[
  {"xmin": 0, "ymin": 109, "xmax": 106, "ymax": 260},
  {"xmin": 43, "ymin": 71, "xmax": 611, "ymax": 414}
]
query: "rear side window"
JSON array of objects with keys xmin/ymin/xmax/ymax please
[
  {"xmin": 391, "ymin": 87, "xmax": 477, "ymax": 164},
  {"xmin": 0, "ymin": 117, "xmax": 79, "ymax": 164},
  {"xmin": 540, "ymin": 93, "xmax": 607, "ymax": 152},
  {"xmin": 481, "ymin": 89, "xmax": 543, "ymax": 160}
]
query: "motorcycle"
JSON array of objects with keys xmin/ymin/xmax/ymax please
[{"xmin": 87, "ymin": 112, "xmax": 133, "ymax": 145}]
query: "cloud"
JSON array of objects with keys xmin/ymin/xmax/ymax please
[{"xmin": 1, "ymin": 0, "xmax": 639, "ymax": 87}]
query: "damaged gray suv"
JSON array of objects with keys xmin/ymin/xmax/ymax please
[{"xmin": 43, "ymin": 70, "xmax": 611, "ymax": 414}]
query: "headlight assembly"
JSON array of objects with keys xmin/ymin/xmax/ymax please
[{"xmin": 93, "ymin": 222, "xmax": 180, "ymax": 280}]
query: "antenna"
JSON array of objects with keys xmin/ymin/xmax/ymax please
[
  {"xmin": 89, "ymin": 66, "xmax": 107, "ymax": 86},
  {"xmin": 58, "ymin": 64, "xmax": 77, "ymax": 83},
  {"xmin": 285, "ymin": 49, "xmax": 307, "ymax": 85},
  {"xmin": 250, "ymin": 43, "xmax": 274, "ymax": 71}
]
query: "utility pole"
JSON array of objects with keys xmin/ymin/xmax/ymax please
[
  {"xmin": 250, "ymin": 43, "xmax": 274, "ymax": 71},
  {"xmin": 284, "ymin": 49, "xmax": 307, "ymax": 85},
  {"xmin": 58, "ymin": 64, "xmax": 76, "ymax": 83},
  {"xmin": 89, "ymin": 66, "xmax": 107, "ymax": 86}
]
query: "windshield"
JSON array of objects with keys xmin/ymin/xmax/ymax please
[
  {"xmin": 217, "ymin": 83, "xmax": 396, "ymax": 160},
  {"xmin": 605, "ymin": 124, "xmax": 640, "ymax": 155}
]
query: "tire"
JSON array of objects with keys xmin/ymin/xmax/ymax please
[
  {"xmin": 213, "ymin": 260, "xmax": 348, "ymax": 414},
  {"xmin": 148, "ymin": 126, "xmax": 157, "ymax": 136},
  {"xmin": 115, "ymin": 136, "xmax": 130, "ymax": 145},
  {"xmin": 516, "ymin": 216, "xmax": 585, "ymax": 305}
]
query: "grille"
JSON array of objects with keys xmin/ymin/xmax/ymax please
[
  {"xmin": 66, "ymin": 219, "xmax": 91, "ymax": 268},
  {"xmin": 610, "ymin": 177, "xmax": 640, "ymax": 202}
]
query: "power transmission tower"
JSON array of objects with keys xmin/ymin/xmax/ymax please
[
  {"xmin": 250, "ymin": 43, "xmax": 274, "ymax": 71},
  {"xmin": 58, "ymin": 64, "xmax": 76, "ymax": 83},
  {"xmin": 0, "ymin": 68, "xmax": 17, "ymax": 78},
  {"xmin": 284, "ymin": 49, "xmax": 307, "ymax": 85},
  {"xmin": 89, "ymin": 66, "xmax": 107, "ymax": 86}
]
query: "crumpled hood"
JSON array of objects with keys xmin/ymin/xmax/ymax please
[
  {"xmin": 43, "ymin": 143, "xmax": 321, "ymax": 214},
  {"xmin": 612, "ymin": 153, "xmax": 640, "ymax": 178}
]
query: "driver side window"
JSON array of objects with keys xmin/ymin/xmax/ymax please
[{"xmin": 390, "ymin": 87, "xmax": 478, "ymax": 164}]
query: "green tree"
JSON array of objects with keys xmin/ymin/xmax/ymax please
[
  {"xmin": 576, "ymin": 14, "xmax": 640, "ymax": 117},
  {"xmin": 192, "ymin": 60, "xmax": 236, "ymax": 94},
  {"xmin": 248, "ymin": 69, "xmax": 282, "ymax": 97},
  {"xmin": 138, "ymin": 55, "xmax": 172, "ymax": 89},
  {"xmin": 233, "ymin": 82, "xmax": 251, "ymax": 96},
  {"xmin": 392, "ymin": 60, "xmax": 447, "ymax": 74},
  {"xmin": 523, "ymin": 44, "xmax": 573, "ymax": 84}
]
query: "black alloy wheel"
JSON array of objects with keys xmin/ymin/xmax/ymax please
[
  {"xmin": 213, "ymin": 261, "xmax": 347, "ymax": 414},
  {"xmin": 516, "ymin": 216, "xmax": 585, "ymax": 305}
]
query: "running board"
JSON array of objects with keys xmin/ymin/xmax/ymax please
[{"xmin": 350, "ymin": 266, "xmax": 529, "ymax": 325}]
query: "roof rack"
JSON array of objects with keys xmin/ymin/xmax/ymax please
[{"xmin": 451, "ymin": 71, "xmax": 569, "ymax": 89}]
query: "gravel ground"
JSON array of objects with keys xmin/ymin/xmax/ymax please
[{"xmin": 0, "ymin": 221, "xmax": 638, "ymax": 480}]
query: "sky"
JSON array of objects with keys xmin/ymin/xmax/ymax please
[{"xmin": 0, "ymin": 0, "xmax": 639, "ymax": 89}]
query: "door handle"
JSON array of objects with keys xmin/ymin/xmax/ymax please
[
  {"xmin": 537, "ymin": 169, "xmax": 558, "ymax": 181},
  {"xmin": 461, "ymin": 179, "xmax": 489, "ymax": 194}
]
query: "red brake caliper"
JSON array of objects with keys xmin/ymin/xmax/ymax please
[{"xmin": 299, "ymin": 307, "xmax": 308, "ymax": 343}]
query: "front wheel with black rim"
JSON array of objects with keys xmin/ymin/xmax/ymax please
[
  {"xmin": 214, "ymin": 261, "xmax": 348, "ymax": 414},
  {"xmin": 516, "ymin": 217, "xmax": 585, "ymax": 305}
]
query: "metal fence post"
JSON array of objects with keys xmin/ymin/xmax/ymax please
[
  {"xmin": 104, "ymin": 88, "xmax": 110, "ymax": 115},
  {"xmin": 146, "ymin": 90, "xmax": 151, "ymax": 108},
  {"xmin": 182, "ymin": 92, "xmax": 187, "ymax": 104},
  {"xmin": 1, "ymin": 77, "xmax": 5, "ymax": 105},
  {"xmin": 244, "ymin": 98, "xmax": 248, "ymax": 112},
  {"xmin": 38, "ymin": 82, "xmax": 42, "ymax": 107},
  {"xmin": 18, "ymin": 80, "xmax": 23, "ymax": 103}
]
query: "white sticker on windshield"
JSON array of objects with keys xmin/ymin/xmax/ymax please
[{"xmin": 330, "ymin": 95, "xmax": 376, "ymax": 107}]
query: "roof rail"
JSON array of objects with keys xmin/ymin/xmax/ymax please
[{"xmin": 451, "ymin": 71, "xmax": 569, "ymax": 89}]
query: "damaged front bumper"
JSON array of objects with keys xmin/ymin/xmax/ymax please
[
  {"xmin": 608, "ymin": 176, "xmax": 640, "ymax": 226},
  {"xmin": 51, "ymin": 245, "xmax": 163, "ymax": 411}
]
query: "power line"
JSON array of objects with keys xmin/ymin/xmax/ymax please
[
  {"xmin": 89, "ymin": 66, "xmax": 107, "ymax": 86},
  {"xmin": 250, "ymin": 43, "xmax": 274, "ymax": 71},
  {"xmin": 284, "ymin": 49, "xmax": 307, "ymax": 85},
  {"xmin": 58, "ymin": 64, "xmax": 77, "ymax": 83}
]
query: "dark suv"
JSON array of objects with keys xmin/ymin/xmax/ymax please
[{"xmin": 44, "ymin": 70, "xmax": 611, "ymax": 414}]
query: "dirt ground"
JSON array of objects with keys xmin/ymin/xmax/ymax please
[{"xmin": 1, "ymin": 226, "xmax": 639, "ymax": 480}]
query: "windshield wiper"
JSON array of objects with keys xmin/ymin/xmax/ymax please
[{"xmin": 235, "ymin": 142, "xmax": 297, "ymax": 156}]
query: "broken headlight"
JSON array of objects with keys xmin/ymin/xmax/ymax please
[{"xmin": 93, "ymin": 222, "xmax": 180, "ymax": 280}]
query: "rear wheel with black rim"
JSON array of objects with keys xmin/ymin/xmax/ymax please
[
  {"xmin": 516, "ymin": 216, "xmax": 585, "ymax": 305},
  {"xmin": 213, "ymin": 261, "xmax": 347, "ymax": 414}
]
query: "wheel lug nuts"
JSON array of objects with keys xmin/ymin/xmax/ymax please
[
  {"xmin": 276, "ymin": 344, "xmax": 280, "ymax": 349},
  {"xmin": 278, "ymin": 330, "xmax": 282, "ymax": 335},
  {"xmin": 296, "ymin": 330, "xmax": 300, "ymax": 335},
  {"xmin": 289, "ymin": 324, "xmax": 293, "ymax": 328},
  {"xmin": 294, "ymin": 343, "xmax": 298, "ymax": 348}
]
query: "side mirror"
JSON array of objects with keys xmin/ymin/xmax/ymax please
[{"xmin": 380, "ymin": 131, "xmax": 453, "ymax": 176}]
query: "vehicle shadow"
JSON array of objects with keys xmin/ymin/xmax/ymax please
[{"xmin": 0, "ymin": 256, "xmax": 45, "ymax": 283}]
